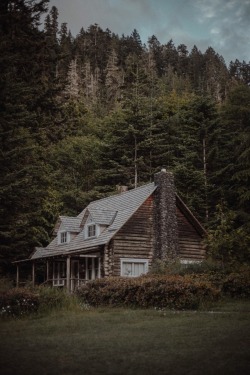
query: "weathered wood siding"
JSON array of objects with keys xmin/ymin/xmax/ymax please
[
  {"xmin": 105, "ymin": 195, "xmax": 206, "ymax": 277},
  {"xmin": 111, "ymin": 196, "xmax": 154, "ymax": 276},
  {"xmin": 177, "ymin": 208, "xmax": 206, "ymax": 260}
]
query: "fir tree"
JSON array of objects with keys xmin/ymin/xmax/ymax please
[{"xmin": 0, "ymin": 0, "xmax": 60, "ymax": 272}]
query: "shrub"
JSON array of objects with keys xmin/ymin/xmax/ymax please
[
  {"xmin": 150, "ymin": 260, "xmax": 250, "ymax": 299},
  {"xmin": 0, "ymin": 286, "xmax": 82, "ymax": 318},
  {"xmin": 0, "ymin": 288, "xmax": 39, "ymax": 318},
  {"xmin": 221, "ymin": 270, "xmax": 250, "ymax": 298},
  {"xmin": 37, "ymin": 286, "xmax": 80, "ymax": 313},
  {"xmin": 0, "ymin": 278, "xmax": 15, "ymax": 293},
  {"xmin": 76, "ymin": 275, "xmax": 219, "ymax": 310}
]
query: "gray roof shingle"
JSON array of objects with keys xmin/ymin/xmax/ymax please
[
  {"xmin": 87, "ymin": 208, "xmax": 117, "ymax": 225},
  {"xmin": 60, "ymin": 216, "xmax": 82, "ymax": 232}
]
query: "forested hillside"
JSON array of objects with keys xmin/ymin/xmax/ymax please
[{"xmin": 1, "ymin": 0, "xmax": 249, "ymax": 273}]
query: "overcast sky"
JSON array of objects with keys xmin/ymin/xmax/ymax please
[{"xmin": 48, "ymin": 0, "xmax": 250, "ymax": 65}]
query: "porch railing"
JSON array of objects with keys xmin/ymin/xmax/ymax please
[{"xmin": 41, "ymin": 278, "xmax": 89, "ymax": 290}]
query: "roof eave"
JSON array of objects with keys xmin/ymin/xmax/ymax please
[{"xmin": 176, "ymin": 194, "xmax": 207, "ymax": 236}]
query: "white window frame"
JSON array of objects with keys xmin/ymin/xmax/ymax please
[
  {"xmin": 53, "ymin": 261, "xmax": 66, "ymax": 286},
  {"xmin": 58, "ymin": 231, "xmax": 69, "ymax": 245},
  {"xmin": 85, "ymin": 223, "xmax": 100, "ymax": 239},
  {"xmin": 87, "ymin": 223, "xmax": 96, "ymax": 238},
  {"xmin": 120, "ymin": 258, "xmax": 149, "ymax": 277}
]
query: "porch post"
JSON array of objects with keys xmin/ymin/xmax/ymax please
[
  {"xmin": 46, "ymin": 261, "xmax": 49, "ymax": 282},
  {"xmin": 85, "ymin": 258, "xmax": 88, "ymax": 280},
  {"xmin": 52, "ymin": 262, "xmax": 55, "ymax": 284},
  {"xmin": 98, "ymin": 258, "xmax": 101, "ymax": 278},
  {"xmin": 16, "ymin": 264, "xmax": 19, "ymax": 288},
  {"xmin": 91, "ymin": 258, "xmax": 95, "ymax": 280},
  {"xmin": 32, "ymin": 262, "xmax": 35, "ymax": 287},
  {"xmin": 66, "ymin": 256, "xmax": 71, "ymax": 292}
]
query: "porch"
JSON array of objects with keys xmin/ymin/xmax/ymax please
[{"xmin": 14, "ymin": 254, "xmax": 102, "ymax": 293}]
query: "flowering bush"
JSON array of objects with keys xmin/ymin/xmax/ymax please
[
  {"xmin": 0, "ymin": 288, "xmax": 39, "ymax": 317},
  {"xmin": 76, "ymin": 275, "xmax": 219, "ymax": 310},
  {"xmin": 0, "ymin": 286, "xmax": 82, "ymax": 318}
]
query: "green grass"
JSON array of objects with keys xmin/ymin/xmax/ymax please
[{"xmin": 0, "ymin": 301, "xmax": 249, "ymax": 375}]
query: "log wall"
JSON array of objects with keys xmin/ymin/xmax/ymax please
[
  {"xmin": 111, "ymin": 196, "xmax": 154, "ymax": 276},
  {"xmin": 106, "ymin": 195, "xmax": 206, "ymax": 276},
  {"xmin": 177, "ymin": 208, "xmax": 206, "ymax": 260}
]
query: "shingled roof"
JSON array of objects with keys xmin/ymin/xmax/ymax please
[
  {"xmin": 31, "ymin": 182, "xmax": 156, "ymax": 260},
  {"xmin": 53, "ymin": 216, "xmax": 82, "ymax": 235},
  {"xmin": 80, "ymin": 208, "xmax": 117, "ymax": 227}
]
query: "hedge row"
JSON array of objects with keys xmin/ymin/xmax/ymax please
[
  {"xmin": 0, "ymin": 288, "xmax": 39, "ymax": 317},
  {"xmin": 221, "ymin": 271, "xmax": 250, "ymax": 298},
  {"xmin": 76, "ymin": 275, "xmax": 220, "ymax": 310},
  {"xmin": 1, "ymin": 270, "xmax": 249, "ymax": 317},
  {"xmin": 0, "ymin": 287, "xmax": 78, "ymax": 318},
  {"xmin": 188, "ymin": 269, "xmax": 250, "ymax": 298}
]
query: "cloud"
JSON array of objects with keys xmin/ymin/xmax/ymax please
[
  {"xmin": 193, "ymin": 0, "xmax": 250, "ymax": 62},
  {"xmin": 49, "ymin": 0, "xmax": 250, "ymax": 64}
]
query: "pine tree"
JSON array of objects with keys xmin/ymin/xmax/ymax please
[
  {"xmin": 64, "ymin": 58, "xmax": 80, "ymax": 99},
  {"xmin": 50, "ymin": 135, "xmax": 104, "ymax": 215},
  {"xmin": 188, "ymin": 45, "xmax": 205, "ymax": 93},
  {"xmin": 217, "ymin": 85, "xmax": 250, "ymax": 215},
  {"xmin": 105, "ymin": 49, "xmax": 124, "ymax": 105},
  {"xmin": 229, "ymin": 59, "xmax": 250, "ymax": 86},
  {"xmin": 58, "ymin": 22, "xmax": 73, "ymax": 84},
  {"xmin": 0, "ymin": 0, "xmax": 60, "ymax": 272},
  {"xmin": 147, "ymin": 35, "xmax": 164, "ymax": 76},
  {"xmin": 176, "ymin": 44, "xmax": 189, "ymax": 77},
  {"xmin": 203, "ymin": 85, "xmax": 250, "ymax": 264},
  {"xmin": 150, "ymin": 94, "xmax": 219, "ymax": 223},
  {"xmin": 162, "ymin": 39, "xmax": 178, "ymax": 74},
  {"xmin": 204, "ymin": 47, "xmax": 229, "ymax": 101}
]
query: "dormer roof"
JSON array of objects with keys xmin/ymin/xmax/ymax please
[
  {"xmin": 80, "ymin": 208, "xmax": 117, "ymax": 227},
  {"xmin": 53, "ymin": 216, "xmax": 81, "ymax": 235}
]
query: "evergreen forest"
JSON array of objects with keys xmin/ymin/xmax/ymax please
[{"xmin": 1, "ymin": 0, "xmax": 250, "ymax": 274}]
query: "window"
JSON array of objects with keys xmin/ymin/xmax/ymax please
[
  {"xmin": 87, "ymin": 224, "xmax": 96, "ymax": 238},
  {"xmin": 59, "ymin": 231, "xmax": 68, "ymax": 244},
  {"xmin": 53, "ymin": 261, "xmax": 66, "ymax": 286},
  {"xmin": 121, "ymin": 258, "xmax": 148, "ymax": 277}
]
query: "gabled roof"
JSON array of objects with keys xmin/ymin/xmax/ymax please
[
  {"xmin": 80, "ymin": 208, "xmax": 117, "ymax": 227},
  {"xmin": 31, "ymin": 183, "xmax": 156, "ymax": 260},
  {"xmin": 53, "ymin": 216, "xmax": 81, "ymax": 235},
  {"xmin": 176, "ymin": 195, "xmax": 206, "ymax": 236}
]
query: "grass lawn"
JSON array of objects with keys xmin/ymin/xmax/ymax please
[{"xmin": 0, "ymin": 300, "xmax": 249, "ymax": 375}]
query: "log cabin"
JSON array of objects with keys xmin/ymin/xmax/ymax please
[{"xmin": 14, "ymin": 170, "xmax": 206, "ymax": 291}]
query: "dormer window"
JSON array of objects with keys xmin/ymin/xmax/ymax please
[
  {"xmin": 59, "ymin": 231, "xmax": 69, "ymax": 245},
  {"xmin": 87, "ymin": 224, "xmax": 96, "ymax": 238}
]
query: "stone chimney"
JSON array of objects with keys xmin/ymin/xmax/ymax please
[
  {"xmin": 153, "ymin": 169, "xmax": 179, "ymax": 261},
  {"xmin": 116, "ymin": 185, "xmax": 128, "ymax": 194}
]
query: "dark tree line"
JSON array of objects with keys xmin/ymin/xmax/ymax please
[{"xmin": 0, "ymin": 1, "xmax": 249, "ymax": 274}]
